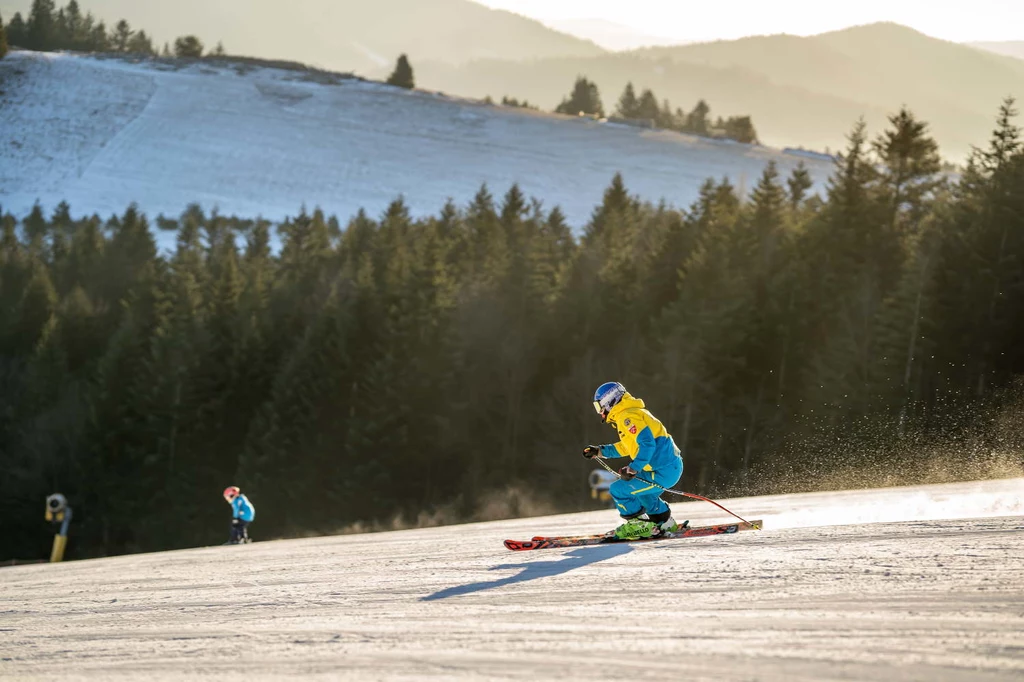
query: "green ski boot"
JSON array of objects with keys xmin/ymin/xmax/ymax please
[{"xmin": 613, "ymin": 517, "xmax": 658, "ymax": 540}]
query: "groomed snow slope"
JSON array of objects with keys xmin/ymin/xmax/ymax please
[
  {"xmin": 0, "ymin": 52, "xmax": 833, "ymax": 234},
  {"xmin": 2, "ymin": 478, "xmax": 1022, "ymax": 681}
]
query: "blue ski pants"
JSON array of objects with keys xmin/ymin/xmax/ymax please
[{"xmin": 609, "ymin": 455, "xmax": 683, "ymax": 518}]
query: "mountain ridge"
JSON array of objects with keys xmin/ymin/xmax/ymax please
[
  {"xmin": 417, "ymin": 22, "xmax": 1024, "ymax": 159},
  {"xmin": 969, "ymin": 40, "xmax": 1024, "ymax": 61}
]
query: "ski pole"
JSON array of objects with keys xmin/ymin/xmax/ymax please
[{"xmin": 592, "ymin": 456, "xmax": 760, "ymax": 529}]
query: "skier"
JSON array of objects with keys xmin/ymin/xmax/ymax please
[
  {"xmin": 223, "ymin": 486, "xmax": 255, "ymax": 544},
  {"xmin": 583, "ymin": 382, "xmax": 685, "ymax": 540}
]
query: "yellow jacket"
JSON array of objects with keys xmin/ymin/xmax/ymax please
[{"xmin": 599, "ymin": 393, "xmax": 680, "ymax": 472}]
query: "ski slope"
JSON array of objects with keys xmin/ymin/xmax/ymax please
[
  {"xmin": 0, "ymin": 51, "xmax": 833, "ymax": 237},
  {"xmin": 2, "ymin": 478, "xmax": 1022, "ymax": 681}
]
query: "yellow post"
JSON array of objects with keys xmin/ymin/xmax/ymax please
[{"xmin": 50, "ymin": 534, "xmax": 67, "ymax": 563}]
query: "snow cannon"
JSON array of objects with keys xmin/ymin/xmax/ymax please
[
  {"xmin": 45, "ymin": 493, "xmax": 73, "ymax": 562},
  {"xmin": 589, "ymin": 469, "xmax": 618, "ymax": 506}
]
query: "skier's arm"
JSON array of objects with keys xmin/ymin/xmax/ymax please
[
  {"xmin": 599, "ymin": 442, "xmax": 625, "ymax": 458},
  {"xmin": 629, "ymin": 425, "xmax": 657, "ymax": 472},
  {"xmin": 231, "ymin": 499, "xmax": 240, "ymax": 519}
]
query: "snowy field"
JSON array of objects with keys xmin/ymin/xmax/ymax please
[
  {"xmin": 1, "ymin": 478, "xmax": 1022, "ymax": 681},
  {"xmin": 0, "ymin": 51, "xmax": 833, "ymax": 243}
]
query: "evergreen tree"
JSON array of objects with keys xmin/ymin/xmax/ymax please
[
  {"xmin": 0, "ymin": 12, "xmax": 8, "ymax": 58},
  {"xmin": 554, "ymin": 76, "xmax": 603, "ymax": 117},
  {"xmin": 386, "ymin": 54, "xmax": 415, "ymax": 89},
  {"xmin": 616, "ymin": 82, "xmax": 640, "ymax": 119},
  {"xmin": 26, "ymin": 0, "xmax": 57, "ymax": 50},
  {"xmin": 88, "ymin": 19, "xmax": 107, "ymax": 51},
  {"xmin": 978, "ymin": 97, "xmax": 1022, "ymax": 172},
  {"xmin": 873, "ymin": 107, "xmax": 942, "ymax": 239},
  {"xmin": 687, "ymin": 99, "xmax": 710, "ymax": 135},
  {"xmin": 6, "ymin": 12, "xmax": 26, "ymax": 48},
  {"xmin": 787, "ymin": 162, "xmax": 814, "ymax": 211},
  {"xmin": 658, "ymin": 99, "xmax": 676, "ymax": 130},
  {"xmin": 931, "ymin": 98, "xmax": 1024, "ymax": 397},
  {"xmin": 126, "ymin": 29, "xmax": 153, "ymax": 55},
  {"xmin": 112, "ymin": 19, "xmax": 131, "ymax": 52},
  {"xmin": 723, "ymin": 116, "xmax": 758, "ymax": 144},
  {"xmin": 636, "ymin": 88, "xmax": 660, "ymax": 122},
  {"xmin": 173, "ymin": 34, "xmax": 203, "ymax": 58},
  {"xmin": 62, "ymin": 0, "xmax": 83, "ymax": 49}
]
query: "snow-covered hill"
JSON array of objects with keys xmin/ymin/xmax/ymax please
[
  {"xmin": 1, "ymin": 478, "xmax": 1021, "ymax": 680},
  {"xmin": 0, "ymin": 51, "xmax": 832, "ymax": 235}
]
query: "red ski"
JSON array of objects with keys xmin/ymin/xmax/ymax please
[{"xmin": 504, "ymin": 520, "xmax": 762, "ymax": 551}]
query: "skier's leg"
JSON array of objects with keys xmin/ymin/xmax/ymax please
[
  {"xmin": 609, "ymin": 477, "xmax": 660, "ymax": 539},
  {"xmin": 637, "ymin": 457, "xmax": 685, "ymax": 532},
  {"xmin": 608, "ymin": 478, "xmax": 646, "ymax": 518},
  {"xmin": 640, "ymin": 457, "xmax": 683, "ymax": 516}
]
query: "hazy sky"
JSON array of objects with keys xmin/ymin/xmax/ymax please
[{"xmin": 476, "ymin": 0, "xmax": 1024, "ymax": 44}]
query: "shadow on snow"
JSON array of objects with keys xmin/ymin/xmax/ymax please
[{"xmin": 422, "ymin": 544, "xmax": 633, "ymax": 601}]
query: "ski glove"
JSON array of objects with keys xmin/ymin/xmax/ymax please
[
  {"xmin": 583, "ymin": 445, "xmax": 602, "ymax": 459},
  {"xmin": 619, "ymin": 466, "xmax": 637, "ymax": 481}
]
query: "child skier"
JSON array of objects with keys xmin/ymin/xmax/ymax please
[
  {"xmin": 583, "ymin": 382, "xmax": 685, "ymax": 540},
  {"xmin": 223, "ymin": 486, "xmax": 255, "ymax": 544}
]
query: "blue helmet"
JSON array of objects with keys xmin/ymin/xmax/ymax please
[{"xmin": 593, "ymin": 382, "xmax": 626, "ymax": 421}]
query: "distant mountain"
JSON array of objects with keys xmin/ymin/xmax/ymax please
[
  {"xmin": 969, "ymin": 41, "xmax": 1024, "ymax": 61},
  {"xmin": 546, "ymin": 18, "xmax": 685, "ymax": 51},
  {"xmin": 417, "ymin": 23, "xmax": 1024, "ymax": 159},
  {"xmin": 0, "ymin": 0, "xmax": 604, "ymax": 72}
]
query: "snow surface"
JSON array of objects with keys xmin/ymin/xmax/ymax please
[
  {"xmin": 1, "ymin": 478, "xmax": 1022, "ymax": 681},
  {"xmin": 0, "ymin": 51, "xmax": 834, "ymax": 244}
]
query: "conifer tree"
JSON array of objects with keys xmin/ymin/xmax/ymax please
[
  {"xmin": 787, "ymin": 162, "xmax": 814, "ymax": 210},
  {"xmin": 616, "ymin": 82, "xmax": 639, "ymax": 119},
  {"xmin": 27, "ymin": 0, "xmax": 56, "ymax": 50},
  {"xmin": 658, "ymin": 99, "xmax": 676, "ymax": 129},
  {"xmin": 173, "ymin": 35, "xmax": 203, "ymax": 58},
  {"xmin": 978, "ymin": 97, "xmax": 1022, "ymax": 172},
  {"xmin": 800, "ymin": 121, "xmax": 887, "ymax": 418},
  {"xmin": 112, "ymin": 19, "xmax": 131, "ymax": 52},
  {"xmin": 6, "ymin": 12, "xmax": 26, "ymax": 48},
  {"xmin": 0, "ymin": 12, "xmax": 8, "ymax": 58},
  {"xmin": 930, "ymin": 99, "xmax": 1024, "ymax": 397},
  {"xmin": 126, "ymin": 30, "xmax": 153, "ymax": 55},
  {"xmin": 723, "ymin": 116, "xmax": 758, "ymax": 143},
  {"xmin": 63, "ymin": 0, "xmax": 83, "ymax": 49},
  {"xmin": 554, "ymin": 76, "xmax": 603, "ymax": 117},
  {"xmin": 88, "ymin": 19, "xmax": 107, "ymax": 51},
  {"xmin": 687, "ymin": 99, "xmax": 710, "ymax": 135},
  {"xmin": 53, "ymin": 6, "xmax": 67, "ymax": 48},
  {"xmin": 636, "ymin": 88, "xmax": 660, "ymax": 122},
  {"xmin": 386, "ymin": 54, "xmax": 415, "ymax": 89},
  {"xmin": 873, "ymin": 107, "xmax": 942, "ymax": 239}
]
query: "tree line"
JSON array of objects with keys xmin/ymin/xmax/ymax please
[
  {"xmin": 553, "ymin": 76, "xmax": 758, "ymax": 143},
  {"xmin": 2, "ymin": 101, "xmax": 1023, "ymax": 561},
  {"xmin": 2, "ymin": 0, "xmax": 221, "ymax": 59}
]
